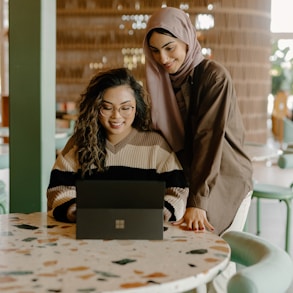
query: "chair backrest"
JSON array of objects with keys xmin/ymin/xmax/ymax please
[
  {"xmin": 278, "ymin": 153, "xmax": 293, "ymax": 169},
  {"xmin": 222, "ymin": 231, "xmax": 293, "ymax": 293},
  {"xmin": 0, "ymin": 144, "xmax": 9, "ymax": 169}
]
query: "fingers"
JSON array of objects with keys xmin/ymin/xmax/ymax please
[
  {"xmin": 192, "ymin": 219, "xmax": 214, "ymax": 232},
  {"xmin": 186, "ymin": 220, "xmax": 205, "ymax": 231},
  {"xmin": 204, "ymin": 220, "xmax": 215, "ymax": 232},
  {"xmin": 172, "ymin": 208, "xmax": 215, "ymax": 233},
  {"xmin": 172, "ymin": 217, "xmax": 203, "ymax": 231},
  {"xmin": 172, "ymin": 218, "xmax": 184, "ymax": 226},
  {"xmin": 177, "ymin": 218, "xmax": 214, "ymax": 232}
]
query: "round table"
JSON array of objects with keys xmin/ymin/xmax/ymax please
[{"xmin": 0, "ymin": 212, "xmax": 230, "ymax": 293}]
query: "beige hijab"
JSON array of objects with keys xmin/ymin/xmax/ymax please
[{"xmin": 143, "ymin": 7, "xmax": 204, "ymax": 152}]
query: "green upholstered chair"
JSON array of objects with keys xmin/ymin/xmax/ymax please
[
  {"xmin": 55, "ymin": 119, "xmax": 75, "ymax": 153},
  {"xmin": 222, "ymin": 231, "xmax": 293, "ymax": 293},
  {"xmin": 252, "ymin": 154, "xmax": 293, "ymax": 253},
  {"xmin": 283, "ymin": 117, "xmax": 293, "ymax": 147},
  {"xmin": 0, "ymin": 145, "xmax": 9, "ymax": 214},
  {"xmin": 0, "ymin": 180, "xmax": 7, "ymax": 214},
  {"xmin": 0, "ymin": 152, "xmax": 9, "ymax": 169},
  {"xmin": 55, "ymin": 132, "xmax": 70, "ymax": 153}
]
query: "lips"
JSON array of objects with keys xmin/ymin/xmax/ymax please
[
  {"xmin": 109, "ymin": 121, "xmax": 124, "ymax": 129},
  {"xmin": 164, "ymin": 62, "xmax": 173, "ymax": 69}
]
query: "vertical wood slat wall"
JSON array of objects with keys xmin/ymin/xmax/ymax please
[{"xmin": 56, "ymin": 0, "xmax": 272, "ymax": 143}]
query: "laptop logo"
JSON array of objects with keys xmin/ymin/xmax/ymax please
[{"xmin": 115, "ymin": 219, "xmax": 125, "ymax": 229}]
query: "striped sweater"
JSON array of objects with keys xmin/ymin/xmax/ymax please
[{"xmin": 47, "ymin": 128, "xmax": 189, "ymax": 223}]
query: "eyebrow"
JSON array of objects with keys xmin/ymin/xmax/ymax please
[{"xmin": 149, "ymin": 41, "xmax": 175, "ymax": 50}]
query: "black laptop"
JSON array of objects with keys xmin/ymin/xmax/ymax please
[{"xmin": 76, "ymin": 180, "xmax": 165, "ymax": 240}]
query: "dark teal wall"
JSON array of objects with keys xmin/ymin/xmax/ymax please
[{"xmin": 9, "ymin": 0, "xmax": 56, "ymax": 212}]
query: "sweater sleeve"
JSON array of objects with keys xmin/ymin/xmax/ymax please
[
  {"xmin": 164, "ymin": 187, "xmax": 189, "ymax": 221},
  {"xmin": 53, "ymin": 198, "xmax": 76, "ymax": 222},
  {"xmin": 47, "ymin": 144, "xmax": 79, "ymax": 222},
  {"xmin": 153, "ymin": 134, "xmax": 189, "ymax": 221},
  {"xmin": 187, "ymin": 61, "xmax": 235, "ymax": 210}
]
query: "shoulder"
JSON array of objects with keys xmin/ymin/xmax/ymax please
[
  {"xmin": 195, "ymin": 59, "xmax": 232, "ymax": 84},
  {"xmin": 132, "ymin": 130, "xmax": 172, "ymax": 151},
  {"xmin": 53, "ymin": 142, "xmax": 79, "ymax": 172},
  {"xmin": 197, "ymin": 58, "xmax": 229, "ymax": 74}
]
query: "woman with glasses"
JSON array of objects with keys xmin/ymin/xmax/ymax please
[{"xmin": 47, "ymin": 67, "xmax": 188, "ymax": 223}]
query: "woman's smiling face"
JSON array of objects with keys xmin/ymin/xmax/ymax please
[
  {"xmin": 148, "ymin": 31, "xmax": 188, "ymax": 74},
  {"xmin": 99, "ymin": 85, "xmax": 136, "ymax": 145}
]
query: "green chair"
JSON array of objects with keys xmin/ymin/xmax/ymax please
[
  {"xmin": 283, "ymin": 117, "xmax": 293, "ymax": 147},
  {"xmin": 0, "ymin": 180, "xmax": 7, "ymax": 214},
  {"xmin": 252, "ymin": 154, "xmax": 293, "ymax": 253},
  {"xmin": 55, "ymin": 119, "xmax": 75, "ymax": 153},
  {"xmin": 0, "ymin": 145, "xmax": 9, "ymax": 214},
  {"xmin": 222, "ymin": 231, "xmax": 293, "ymax": 293}
]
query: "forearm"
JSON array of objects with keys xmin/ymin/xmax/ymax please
[
  {"xmin": 164, "ymin": 187, "xmax": 188, "ymax": 221},
  {"xmin": 52, "ymin": 198, "xmax": 76, "ymax": 222}
]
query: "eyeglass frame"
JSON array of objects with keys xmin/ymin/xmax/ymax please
[{"xmin": 99, "ymin": 103, "xmax": 136, "ymax": 117}]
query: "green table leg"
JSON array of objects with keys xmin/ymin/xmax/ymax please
[{"xmin": 284, "ymin": 199, "xmax": 291, "ymax": 253}]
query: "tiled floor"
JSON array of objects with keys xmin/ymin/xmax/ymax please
[{"xmin": 245, "ymin": 141, "xmax": 293, "ymax": 292}]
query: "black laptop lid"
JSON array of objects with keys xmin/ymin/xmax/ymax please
[{"xmin": 76, "ymin": 180, "xmax": 165, "ymax": 209}]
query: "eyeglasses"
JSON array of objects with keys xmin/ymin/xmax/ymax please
[{"xmin": 99, "ymin": 104, "xmax": 135, "ymax": 117}]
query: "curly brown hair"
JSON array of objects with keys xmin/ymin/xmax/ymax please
[{"xmin": 73, "ymin": 67, "xmax": 152, "ymax": 177}]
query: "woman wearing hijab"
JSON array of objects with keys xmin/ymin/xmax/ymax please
[{"xmin": 143, "ymin": 7, "xmax": 253, "ymax": 237}]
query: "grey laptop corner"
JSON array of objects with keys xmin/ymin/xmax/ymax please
[{"xmin": 76, "ymin": 180, "xmax": 165, "ymax": 240}]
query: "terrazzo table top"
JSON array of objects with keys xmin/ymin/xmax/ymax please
[{"xmin": 0, "ymin": 212, "xmax": 230, "ymax": 293}]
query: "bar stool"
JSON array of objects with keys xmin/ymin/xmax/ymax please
[{"xmin": 252, "ymin": 154, "xmax": 293, "ymax": 253}]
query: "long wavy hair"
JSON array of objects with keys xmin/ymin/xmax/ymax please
[{"xmin": 73, "ymin": 67, "xmax": 152, "ymax": 177}]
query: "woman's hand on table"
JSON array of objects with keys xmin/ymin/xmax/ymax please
[{"xmin": 173, "ymin": 207, "xmax": 215, "ymax": 232}]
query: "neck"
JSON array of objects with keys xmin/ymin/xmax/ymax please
[{"xmin": 107, "ymin": 127, "xmax": 134, "ymax": 145}]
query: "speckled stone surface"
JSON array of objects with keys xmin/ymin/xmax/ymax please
[{"xmin": 0, "ymin": 212, "xmax": 230, "ymax": 292}]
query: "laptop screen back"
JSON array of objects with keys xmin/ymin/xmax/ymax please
[{"xmin": 76, "ymin": 180, "xmax": 165, "ymax": 240}]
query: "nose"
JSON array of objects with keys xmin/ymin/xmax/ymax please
[
  {"xmin": 159, "ymin": 51, "xmax": 168, "ymax": 64},
  {"xmin": 110, "ymin": 108, "xmax": 122, "ymax": 118}
]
